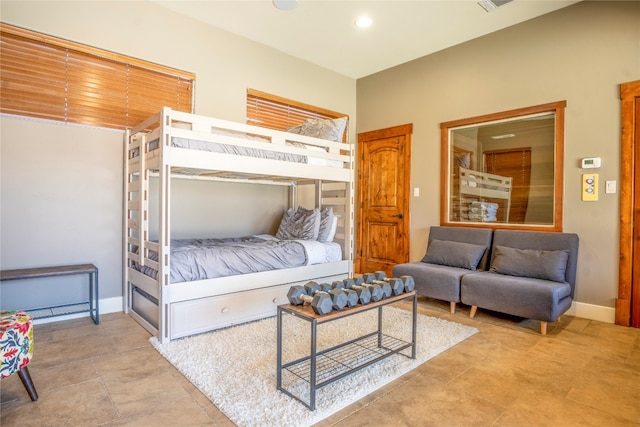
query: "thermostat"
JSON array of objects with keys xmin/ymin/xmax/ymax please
[{"xmin": 581, "ymin": 157, "xmax": 601, "ymax": 169}]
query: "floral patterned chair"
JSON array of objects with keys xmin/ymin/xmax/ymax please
[{"xmin": 0, "ymin": 310, "xmax": 38, "ymax": 401}]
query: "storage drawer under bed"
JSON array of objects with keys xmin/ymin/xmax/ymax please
[
  {"xmin": 170, "ymin": 283, "xmax": 291, "ymax": 339},
  {"xmin": 170, "ymin": 273, "xmax": 347, "ymax": 339},
  {"xmin": 131, "ymin": 286, "xmax": 159, "ymax": 328}
]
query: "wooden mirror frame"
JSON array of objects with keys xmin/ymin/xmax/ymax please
[{"xmin": 440, "ymin": 101, "xmax": 566, "ymax": 232}]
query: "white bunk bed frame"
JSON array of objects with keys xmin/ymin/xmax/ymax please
[
  {"xmin": 458, "ymin": 167, "xmax": 512, "ymax": 222},
  {"xmin": 124, "ymin": 107, "xmax": 354, "ymax": 343}
]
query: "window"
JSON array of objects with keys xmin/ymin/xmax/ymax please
[
  {"xmin": 0, "ymin": 23, "xmax": 194, "ymax": 130},
  {"xmin": 440, "ymin": 101, "xmax": 566, "ymax": 232},
  {"xmin": 246, "ymin": 89, "xmax": 348, "ymax": 142}
]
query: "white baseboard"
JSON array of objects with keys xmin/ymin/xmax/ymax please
[
  {"xmin": 565, "ymin": 300, "xmax": 615, "ymax": 324},
  {"xmin": 30, "ymin": 297, "xmax": 616, "ymax": 326},
  {"xmin": 33, "ymin": 296, "xmax": 123, "ymax": 325}
]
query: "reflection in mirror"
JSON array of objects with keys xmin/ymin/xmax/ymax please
[{"xmin": 440, "ymin": 101, "xmax": 566, "ymax": 231}]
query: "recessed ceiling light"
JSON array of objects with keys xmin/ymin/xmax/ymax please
[
  {"xmin": 491, "ymin": 133, "xmax": 516, "ymax": 139},
  {"xmin": 355, "ymin": 16, "xmax": 373, "ymax": 28},
  {"xmin": 273, "ymin": 0, "xmax": 297, "ymax": 11}
]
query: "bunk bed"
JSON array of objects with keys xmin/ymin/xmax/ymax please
[
  {"xmin": 458, "ymin": 167, "xmax": 512, "ymax": 222},
  {"xmin": 124, "ymin": 107, "xmax": 354, "ymax": 343}
]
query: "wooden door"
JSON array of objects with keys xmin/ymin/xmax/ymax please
[
  {"xmin": 617, "ymin": 80, "xmax": 640, "ymax": 328},
  {"xmin": 356, "ymin": 124, "xmax": 412, "ymax": 276},
  {"xmin": 484, "ymin": 148, "xmax": 532, "ymax": 223}
]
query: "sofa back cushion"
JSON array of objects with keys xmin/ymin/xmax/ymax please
[
  {"xmin": 490, "ymin": 245, "xmax": 569, "ymax": 282},
  {"xmin": 491, "ymin": 230, "xmax": 579, "ymax": 294},
  {"xmin": 422, "ymin": 239, "xmax": 487, "ymax": 270},
  {"xmin": 426, "ymin": 226, "xmax": 494, "ymax": 270}
]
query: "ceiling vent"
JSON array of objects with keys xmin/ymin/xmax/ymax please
[{"xmin": 478, "ymin": 0, "xmax": 513, "ymax": 12}]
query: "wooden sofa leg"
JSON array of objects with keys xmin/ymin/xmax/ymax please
[
  {"xmin": 450, "ymin": 301, "xmax": 456, "ymax": 314},
  {"xmin": 540, "ymin": 321, "xmax": 548, "ymax": 336},
  {"xmin": 469, "ymin": 305, "xmax": 478, "ymax": 318}
]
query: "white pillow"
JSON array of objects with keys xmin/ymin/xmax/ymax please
[
  {"xmin": 317, "ymin": 207, "xmax": 336, "ymax": 242},
  {"xmin": 325, "ymin": 215, "xmax": 339, "ymax": 242}
]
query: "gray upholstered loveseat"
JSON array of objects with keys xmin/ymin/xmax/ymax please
[
  {"xmin": 392, "ymin": 226, "xmax": 493, "ymax": 314},
  {"xmin": 392, "ymin": 226, "xmax": 579, "ymax": 335}
]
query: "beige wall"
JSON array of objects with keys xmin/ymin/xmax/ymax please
[
  {"xmin": 356, "ymin": 1, "xmax": 640, "ymax": 317},
  {"xmin": 0, "ymin": 1, "xmax": 356, "ymax": 309},
  {"xmin": 2, "ymin": 0, "xmax": 638, "ymax": 322}
]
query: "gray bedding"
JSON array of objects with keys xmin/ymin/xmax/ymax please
[
  {"xmin": 136, "ymin": 235, "xmax": 308, "ymax": 283},
  {"xmin": 171, "ymin": 135, "xmax": 308, "ymax": 163}
]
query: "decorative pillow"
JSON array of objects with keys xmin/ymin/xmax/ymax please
[
  {"xmin": 285, "ymin": 124, "xmax": 303, "ymax": 135},
  {"xmin": 421, "ymin": 239, "xmax": 487, "ymax": 270},
  {"xmin": 317, "ymin": 207, "xmax": 336, "ymax": 242},
  {"xmin": 299, "ymin": 117, "xmax": 348, "ymax": 142},
  {"xmin": 455, "ymin": 152, "xmax": 471, "ymax": 169},
  {"xmin": 490, "ymin": 245, "xmax": 569, "ymax": 282},
  {"xmin": 325, "ymin": 215, "xmax": 339, "ymax": 242},
  {"xmin": 275, "ymin": 207, "xmax": 321, "ymax": 240}
]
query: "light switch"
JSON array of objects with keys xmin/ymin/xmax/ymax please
[
  {"xmin": 413, "ymin": 187, "xmax": 420, "ymax": 197},
  {"xmin": 605, "ymin": 180, "xmax": 617, "ymax": 194}
]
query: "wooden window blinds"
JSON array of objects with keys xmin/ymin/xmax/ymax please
[
  {"xmin": 0, "ymin": 23, "xmax": 194, "ymax": 130},
  {"xmin": 246, "ymin": 89, "xmax": 348, "ymax": 142}
]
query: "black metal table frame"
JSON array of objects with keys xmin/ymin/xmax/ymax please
[
  {"xmin": 276, "ymin": 290, "xmax": 417, "ymax": 410},
  {"xmin": 0, "ymin": 264, "xmax": 99, "ymax": 324}
]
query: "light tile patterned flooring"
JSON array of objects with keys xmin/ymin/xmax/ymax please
[{"xmin": 1, "ymin": 297, "xmax": 639, "ymax": 426}]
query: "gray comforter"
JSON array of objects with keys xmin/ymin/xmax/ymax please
[
  {"xmin": 172, "ymin": 136, "xmax": 308, "ymax": 163},
  {"xmin": 136, "ymin": 236, "xmax": 308, "ymax": 283}
]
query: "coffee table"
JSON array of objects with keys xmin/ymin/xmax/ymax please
[{"xmin": 276, "ymin": 290, "xmax": 417, "ymax": 410}]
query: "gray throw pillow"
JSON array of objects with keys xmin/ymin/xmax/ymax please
[
  {"xmin": 275, "ymin": 207, "xmax": 320, "ymax": 240},
  {"xmin": 421, "ymin": 239, "xmax": 487, "ymax": 270},
  {"xmin": 299, "ymin": 117, "xmax": 348, "ymax": 142},
  {"xmin": 490, "ymin": 245, "xmax": 569, "ymax": 282}
]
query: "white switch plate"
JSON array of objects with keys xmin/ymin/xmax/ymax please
[
  {"xmin": 413, "ymin": 187, "xmax": 420, "ymax": 197},
  {"xmin": 605, "ymin": 180, "xmax": 617, "ymax": 194}
]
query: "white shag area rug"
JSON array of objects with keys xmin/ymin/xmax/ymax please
[{"xmin": 150, "ymin": 306, "xmax": 477, "ymax": 427}]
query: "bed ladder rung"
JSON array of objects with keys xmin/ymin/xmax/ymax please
[{"xmin": 127, "ymin": 200, "xmax": 140, "ymax": 211}]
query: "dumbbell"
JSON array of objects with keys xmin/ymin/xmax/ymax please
[
  {"xmin": 397, "ymin": 275, "xmax": 415, "ymax": 292},
  {"xmin": 346, "ymin": 277, "xmax": 384, "ymax": 302},
  {"xmin": 360, "ymin": 272, "xmax": 395, "ymax": 298},
  {"xmin": 362, "ymin": 271, "xmax": 416, "ymax": 297},
  {"xmin": 342, "ymin": 278, "xmax": 372, "ymax": 305},
  {"xmin": 361, "ymin": 271, "xmax": 405, "ymax": 297},
  {"xmin": 303, "ymin": 281, "xmax": 349, "ymax": 309},
  {"xmin": 376, "ymin": 278, "xmax": 405, "ymax": 296},
  {"xmin": 368, "ymin": 272, "xmax": 416, "ymax": 295},
  {"xmin": 287, "ymin": 284, "xmax": 347, "ymax": 315}
]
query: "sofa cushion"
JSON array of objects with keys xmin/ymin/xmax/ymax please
[
  {"xmin": 461, "ymin": 271, "xmax": 573, "ymax": 322},
  {"xmin": 422, "ymin": 239, "xmax": 487, "ymax": 271},
  {"xmin": 393, "ymin": 262, "xmax": 471, "ymax": 302},
  {"xmin": 490, "ymin": 245, "xmax": 569, "ymax": 282}
]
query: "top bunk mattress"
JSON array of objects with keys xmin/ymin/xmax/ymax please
[
  {"xmin": 128, "ymin": 109, "xmax": 352, "ymax": 181},
  {"xmin": 170, "ymin": 132, "xmax": 343, "ymax": 168}
]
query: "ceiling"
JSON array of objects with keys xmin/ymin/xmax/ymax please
[{"xmin": 153, "ymin": 0, "xmax": 581, "ymax": 79}]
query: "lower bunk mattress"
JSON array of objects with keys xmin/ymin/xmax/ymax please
[{"xmin": 135, "ymin": 234, "xmax": 342, "ymax": 283}]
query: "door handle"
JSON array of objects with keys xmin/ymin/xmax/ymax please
[{"xmin": 392, "ymin": 213, "xmax": 404, "ymax": 219}]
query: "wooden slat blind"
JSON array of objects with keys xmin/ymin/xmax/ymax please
[
  {"xmin": 0, "ymin": 23, "xmax": 194, "ymax": 129},
  {"xmin": 246, "ymin": 89, "xmax": 348, "ymax": 142}
]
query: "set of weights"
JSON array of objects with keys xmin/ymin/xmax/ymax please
[{"xmin": 286, "ymin": 271, "xmax": 415, "ymax": 316}]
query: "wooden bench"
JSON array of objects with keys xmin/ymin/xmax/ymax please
[{"xmin": 0, "ymin": 264, "xmax": 99, "ymax": 324}]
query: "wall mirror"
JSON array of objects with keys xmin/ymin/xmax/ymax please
[{"xmin": 440, "ymin": 101, "xmax": 566, "ymax": 232}]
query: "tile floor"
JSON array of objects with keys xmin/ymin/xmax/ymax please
[{"xmin": 1, "ymin": 297, "xmax": 639, "ymax": 426}]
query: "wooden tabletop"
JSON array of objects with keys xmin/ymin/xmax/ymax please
[
  {"xmin": 0, "ymin": 264, "xmax": 97, "ymax": 281},
  {"xmin": 279, "ymin": 290, "xmax": 416, "ymax": 324}
]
